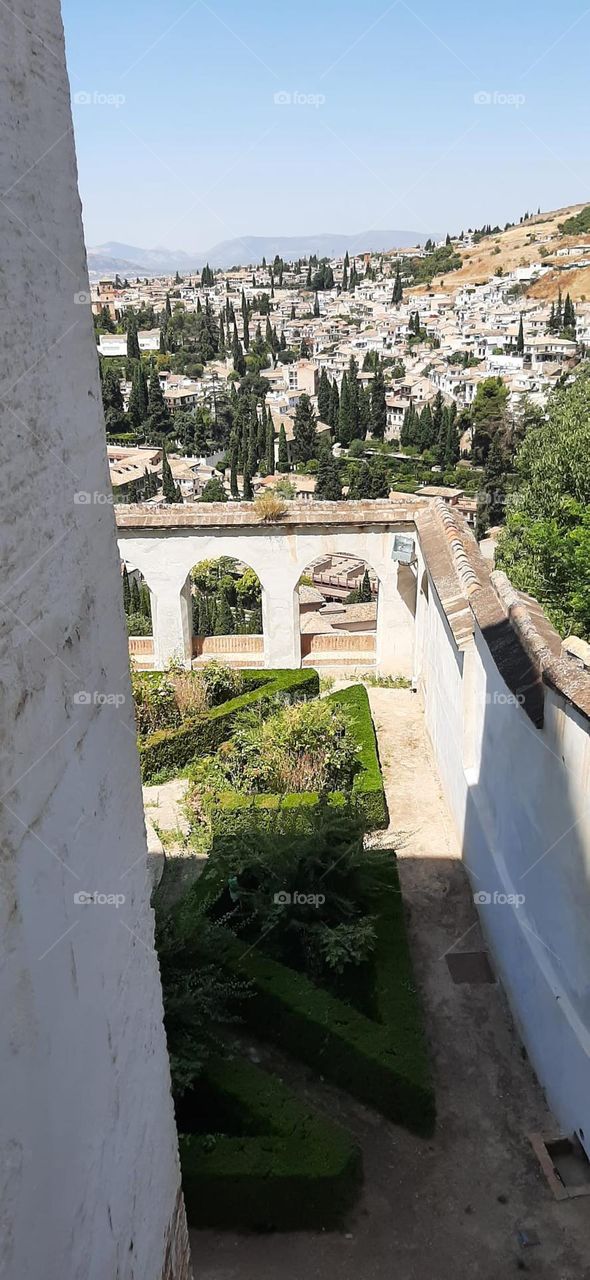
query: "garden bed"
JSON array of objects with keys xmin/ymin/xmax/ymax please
[{"xmin": 178, "ymin": 1056, "xmax": 362, "ymax": 1230}]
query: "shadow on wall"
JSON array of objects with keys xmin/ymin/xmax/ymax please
[{"xmin": 424, "ymin": 587, "xmax": 590, "ymax": 1155}]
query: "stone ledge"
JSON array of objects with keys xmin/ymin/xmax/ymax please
[{"xmin": 115, "ymin": 498, "xmax": 426, "ymax": 529}]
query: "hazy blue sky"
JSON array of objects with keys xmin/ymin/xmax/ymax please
[{"xmin": 62, "ymin": 0, "xmax": 590, "ymax": 250}]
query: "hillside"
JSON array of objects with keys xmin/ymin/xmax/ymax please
[{"xmin": 413, "ymin": 202, "xmax": 590, "ymax": 297}]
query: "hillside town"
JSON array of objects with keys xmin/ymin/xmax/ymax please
[{"xmin": 97, "ymin": 212, "xmax": 586, "ymax": 532}]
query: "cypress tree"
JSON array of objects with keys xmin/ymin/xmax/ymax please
[
  {"xmin": 338, "ymin": 371, "xmax": 352, "ymax": 445},
  {"xmin": 292, "ymin": 393, "xmax": 317, "ymax": 463},
  {"xmin": 242, "ymin": 461, "xmax": 253, "ymax": 500},
  {"xmin": 127, "ymin": 361, "xmax": 148, "ymax": 426},
  {"xmin": 126, "ymin": 312, "xmax": 140, "ymax": 361},
  {"xmin": 313, "ymin": 292, "xmax": 320, "ymax": 318},
  {"xmin": 277, "ymin": 423, "xmax": 289, "ymax": 472},
  {"xmin": 161, "ymin": 443, "xmax": 182, "ymax": 503},
  {"xmin": 130, "ymin": 576, "xmax": 141, "ymax": 614},
  {"xmin": 230, "ymin": 434, "xmax": 239, "ymax": 498},
  {"xmin": 516, "ymin": 314, "xmax": 524, "ymax": 355},
  {"xmin": 315, "ymin": 450, "xmax": 342, "ymax": 500},
  {"xmin": 317, "ymin": 369, "xmax": 331, "ymax": 422},
  {"xmin": 147, "ymin": 367, "xmax": 172, "ymax": 434},
  {"xmin": 265, "ymin": 411, "xmax": 275, "ymax": 473},
  {"xmin": 370, "ymin": 364, "xmax": 387, "ymax": 440},
  {"xmin": 214, "ymin": 589, "xmax": 234, "ymax": 636},
  {"xmin": 360, "ymin": 570, "xmax": 372, "ymax": 602},
  {"xmin": 122, "ymin": 566, "xmax": 131, "ymax": 614},
  {"xmin": 328, "ymin": 379, "xmax": 340, "ymax": 430}
]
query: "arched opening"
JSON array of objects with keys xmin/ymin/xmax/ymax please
[
  {"xmin": 297, "ymin": 553, "xmax": 378, "ymax": 673},
  {"xmin": 122, "ymin": 560, "xmax": 154, "ymax": 667},
  {"xmin": 189, "ymin": 556, "xmax": 264, "ymax": 668}
]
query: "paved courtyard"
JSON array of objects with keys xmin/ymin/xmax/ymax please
[{"xmin": 191, "ymin": 687, "xmax": 590, "ymax": 1280}]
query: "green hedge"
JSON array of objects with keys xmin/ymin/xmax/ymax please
[
  {"xmin": 177, "ymin": 860, "xmax": 434, "ymax": 1136},
  {"xmin": 139, "ymin": 668, "xmax": 320, "ymax": 781},
  {"xmin": 206, "ymin": 683, "xmax": 388, "ymax": 840},
  {"xmin": 179, "ymin": 1057, "xmax": 362, "ymax": 1230}
]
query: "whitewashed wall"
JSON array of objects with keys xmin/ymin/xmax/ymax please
[
  {"xmin": 416, "ymin": 574, "xmax": 590, "ymax": 1153},
  {"xmin": 0, "ymin": 4, "xmax": 189, "ymax": 1278}
]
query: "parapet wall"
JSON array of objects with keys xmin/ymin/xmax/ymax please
[{"xmin": 414, "ymin": 500, "xmax": 590, "ymax": 1151}]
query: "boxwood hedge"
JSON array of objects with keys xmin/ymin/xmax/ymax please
[
  {"xmin": 139, "ymin": 668, "xmax": 320, "ymax": 781},
  {"xmin": 176, "ymin": 859, "xmax": 435, "ymax": 1137},
  {"xmin": 205, "ymin": 683, "xmax": 388, "ymax": 840},
  {"xmin": 178, "ymin": 1056, "xmax": 362, "ymax": 1230}
]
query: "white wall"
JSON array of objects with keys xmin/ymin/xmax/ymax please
[
  {"xmin": 0, "ymin": 5, "xmax": 189, "ymax": 1278},
  {"xmin": 119, "ymin": 524, "xmax": 416, "ymax": 676},
  {"xmin": 417, "ymin": 576, "xmax": 590, "ymax": 1152}
]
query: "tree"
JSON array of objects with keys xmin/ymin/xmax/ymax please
[
  {"xmin": 348, "ymin": 461, "xmax": 372, "ymax": 499},
  {"xmin": 277, "ymin": 424, "xmax": 289, "ymax": 473},
  {"xmin": 161, "ymin": 444, "xmax": 182, "ymax": 503},
  {"xmin": 242, "ymin": 462, "xmax": 253, "ymax": 500},
  {"xmin": 315, "ymin": 450, "xmax": 342, "ymax": 500},
  {"xmin": 338, "ymin": 371, "xmax": 352, "ymax": 446},
  {"xmin": 292, "ymin": 393, "xmax": 317, "ymax": 463},
  {"xmin": 392, "ymin": 264, "xmax": 403, "ymax": 306},
  {"xmin": 214, "ymin": 589, "xmax": 234, "ymax": 636},
  {"xmin": 130, "ymin": 576, "xmax": 141, "ymax": 614},
  {"xmin": 328, "ymin": 379, "xmax": 340, "ymax": 431},
  {"xmin": 122, "ymin": 566, "xmax": 131, "ymax": 613},
  {"xmin": 471, "ymin": 377, "xmax": 508, "ymax": 463},
  {"xmin": 147, "ymin": 367, "xmax": 172, "ymax": 435},
  {"xmin": 313, "ymin": 292, "xmax": 320, "ymax": 318},
  {"xmin": 265, "ymin": 411, "xmax": 275, "ymax": 473},
  {"xmin": 516, "ymin": 313, "xmax": 524, "ymax": 356},
  {"xmin": 317, "ymin": 369, "xmax": 331, "ymax": 422},
  {"xmin": 368, "ymin": 456, "xmax": 390, "ymax": 498},
  {"xmin": 229, "ymin": 435, "xmax": 239, "ymax": 498},
  {"xmin": 127, "ymin": 361, "xmax": 148, "ymax": 427},
  {"xmin": 475, "ymin": 433, "xmax": 506, "ymax": 540},
  {"xmin": 199, "ymin": 477, "xmax": 227, "ymax": 502},
  {"xmin": 370, "ymin": 364, "xmax": 387, "ymax": 440},
  {"xmin": 496, "ymin": 367, "xmax": 590, "ymax": 637},
  {"xmin": 126, "ymin": 312, "xmax": 141, "ymax": 361},
  {"xmin": 359, "ymin": 570, "xmax": 372, "ymax": 602}
]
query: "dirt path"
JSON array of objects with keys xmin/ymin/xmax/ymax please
[{"xmin": 192, "ymin": 688, "xmax": 590, "ymax": 1280}]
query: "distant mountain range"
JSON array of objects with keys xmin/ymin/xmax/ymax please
[{"xmin": 87, "ymin": 230, "xmax": 434, "ymax": 277}]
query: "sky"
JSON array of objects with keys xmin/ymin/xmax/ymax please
[{"xmin": 62, "ymin": 0, "xmax": 590, "ymax": 252}]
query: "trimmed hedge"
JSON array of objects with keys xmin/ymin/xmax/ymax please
[
  {"xmin": 177, "ymin": 860, "xmax": 435, "ymax": 1137},
  {"xmin": 139, "ymin": 668, "xmax": 319, "ymax": 781},
  {"xmin": 178, "ymin": 1057, "xmax": 362, "ymax": 1230},
  {"xmin": 206, "ymin": 683, "xmax": 388, "ymax": 841}
]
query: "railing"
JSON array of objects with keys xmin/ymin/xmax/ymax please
[
  {"xmin": 301, "ymin": 634, "xmax": 376, "ymax": 656},
  {"xmin": 192, "ymin": 635, "xmax": 264, "ymax": 657},
  {"xmin": 128, "ymin": 636, "xmax": 154, "ymax": 654}
]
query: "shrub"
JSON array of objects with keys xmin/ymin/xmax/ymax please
[
  {"xmin": 204, "ymin": 810, "xmax": 378, "ymax": 979},
  {"xmin": 126, "ymin": 611, "xmax": 152, "ymax": 636},
  {"xmin": 178, "ymin": 1057, "xmax": 362, "ymax": 1230},
  {"xmin": 199, "ymin": 661, "xmax": 243, "ymax": 706},
  {"xmin": 176, "ymin": 857, "xmax": 435, "ymax": 1135},
  {"xmin": 139, "ymin": 669, "xmax": 320, "ymax": 781},
  {"xmin": 254, "ymin": 491, "xmax": 288, "ymax": 522}
]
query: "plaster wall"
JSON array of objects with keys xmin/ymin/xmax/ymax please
[
  {"xmin": 118, "ymin": 524, "xmax": 416, "ymax": 675},
  {"xmin": 417, "ymin": 574, "xmax": 590, "ymax": 1152},
  {"xmin": 0, "ymin": 5, "xmax": 189, "ymax": 1277}
]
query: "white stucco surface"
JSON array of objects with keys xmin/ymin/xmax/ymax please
[
  {"xmin": 118, "ymin": 524, "xmax": 417, "ymax": 675},
  {"xmin": 0, "ymin": 5, "xmax": 189, "ymax": 1278},
  {"xmin": 415, "ymin": 573, "xmax": 590, "ymax": 1155}
]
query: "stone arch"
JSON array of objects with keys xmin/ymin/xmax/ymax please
[
  {"xmin": 188, "ymin": 553, "xmax": 264, "ymax": 669},
  {"xmin": 296, "ymin": 551, "xmax": 379, "ymax": 673}
]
